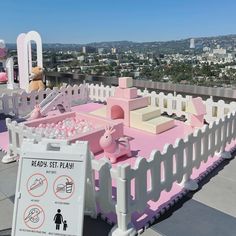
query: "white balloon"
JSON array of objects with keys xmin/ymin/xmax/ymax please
[{"xmin": 0, "ymin": 40, "xmax": 6, "ymax": 49}]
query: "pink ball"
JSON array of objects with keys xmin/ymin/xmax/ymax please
[{"xmin": 0, "ymin": 48, "xmax": 7, "ymax": 59}]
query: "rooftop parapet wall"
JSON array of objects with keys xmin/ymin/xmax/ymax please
[
  {"xmin": 1, "ymin": 83, "xmax": 236, "ymax": 123},
  {"xmin": 44, "ymin": 71, "xmax": 236, "ymax": 102}
]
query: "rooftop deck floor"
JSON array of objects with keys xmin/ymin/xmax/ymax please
[
  {"xmin": 1, "ymin": 150, "xmax": 236, "ymax": 236},
  {"xmin": 0, "ymin": 103, "xmax": 236, "ymax": 235},
  {"xmin": 142, "ymin": 152, "xmax": 236, "ymax": 236}
]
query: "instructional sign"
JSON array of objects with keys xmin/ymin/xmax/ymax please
[{"xmin": 12, "ymin": 139, "xmax": 96, "ymax": 236}]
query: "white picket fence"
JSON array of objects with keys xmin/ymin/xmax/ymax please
[
  {"xmin": 5, "ymin": 102, "xmax": 236, "ymax": 235},
  {"xmin": 5, "ymin": 119, "xmax": 43, "ymax": 158},
  {"xmin": 2, "ymin": 83, "xmax": 236, "ymax": 235},
  {"xmin": 0, "ymin": 84, "xmax": 88, "ymax": 116},
  {"xmin": 91, "ymin": 111, "xmax": 236, "ymax": 235}
]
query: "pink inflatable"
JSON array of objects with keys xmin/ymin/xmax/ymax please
[
  {"xmin": 99, "ymin": 125, "xmax": 131, "ymax": 163},
  {"xmin": 29, "ymin": 105, "xmax": 42, "ymax": 120}
]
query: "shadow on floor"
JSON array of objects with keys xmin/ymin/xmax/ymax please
[
  {"xmin": 0, "ymin": 215, "xmax": 113, "ymax": 236},
  {"xmin": 155, "ymin": 150, "xmax": 236, "ymax": 225},
  {"xmin": 142, "ymin": 151, "xmax": 236, "ymax": 236}
]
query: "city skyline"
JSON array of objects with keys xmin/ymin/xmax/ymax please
[{"xmin": 1, "ymin": 0, "xmax": 236, "ymax": 44}]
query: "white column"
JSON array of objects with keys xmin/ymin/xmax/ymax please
[
  {"xmin": 17, "ymin": 31, "xmax": 43, "ymax": 92},
  {"xmin": 6, "ymin": 57, "xmax": 17, "ymax": 89},
  {"xmin": 17, "ymin": 33, "xmax": 27, "ymax": 91}
]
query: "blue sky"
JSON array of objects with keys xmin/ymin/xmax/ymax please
[{"xmin": 1, "ymin": 0, "xmax": 236, "ymax": 43}]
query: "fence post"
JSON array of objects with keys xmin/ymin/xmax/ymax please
[
  {"xmin": 2, "ymin": 118, "xmax": 18, "ymax": 163},
  {"xmin": 216, "ymin": 116, "xmax": 232, "ymax": 159},
  {"xmin": 181, "ymin": 174, "xmax": 198, "ymax": 191},
  {"xmin": 178, "ymin": 139, "xmax": 198, "ymax": 191},
  {"xmin": 12, "ymin": 92, "xmax": 19, "ymax": 116},
  {"xmin": 109, "ymin": 164, "xmax": 136, "ymax": 236},
  {"xmin": 2, "ymin": 94, "xmax": 10, "ymax": 115}
]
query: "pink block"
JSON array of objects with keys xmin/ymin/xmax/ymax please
[
  {"xmin": 189, "ymin": 114, "xmax": 204, "ymax": 127},
  {"xmin": 107, "ymin": 96, "xmax": 149, "ymax": 126},
  {"xmin": 114, "ymin": 87, "xmax": 125, "ymax": 98},
  {"xmin": 188, "ymin": 97, "xmax": 206, "ymax": 116},
  {"xmin": 124, "ymin": 87, "xmax": 138, "ymax": 99},
  {"xmin": 119, "ymin": 77, "xmax": 133, "ymax": 88}
]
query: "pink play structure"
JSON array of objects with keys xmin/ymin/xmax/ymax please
[
  {"xmin": 105, "ymin": 77, "xmax": 175, "ymax": 134},
  {"xmin": 107, "ymin": 77, "xmax": 149, "ymax": 126},
  {"xmin": 99, "ymin": 126, "xmax": 131, "ymax": 163},
  {"xmin": 186, "ymin": 97, "xmax": 206, "ymax": 128}
]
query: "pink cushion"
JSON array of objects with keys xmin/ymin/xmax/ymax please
[
  {"xmin": 0, "ymin": 72, "xmax": 7, "ymax": 82},
  {"xmin": 119, "ymin": 77, "xmax": 133, "ymax": 88},
  {"xmin": 124, "ymin": 88, "xmax": 137, "ymax": 99}
]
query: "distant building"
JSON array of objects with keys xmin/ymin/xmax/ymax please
[
  {"xmin": 82, "ymin": 46, "xmax": 86, "ymax": 54},
  {"xmin": 203, "ymin": 46, "xmax": 210, "ymax": 52},
  {"xmin": 111, "ymin": 47, "xmax": 117, "ymax": 54},
  {"xmin": 190, "ymin": 38, "xmax": 195, "ymax": 49},
  {"xmin": 98, "ymin": 48, "xmax": 104, "ymax": 55},
  {"xmin": 149, "ymin": 58, "xmax": 154, "ymax": 63},
  {"xmin": 213, "ymin": 48, "xmax": 226, "ymax": 55},
  {"xmin": 82, "ymin": 46, "xmax": 96, "ymax": 54},
  {"xmin": 77, "ymin": 55, "xmax": 85, "ymax": 62},
  {"xmin": 133, "ymin": 71, "xmax": 140, "ymax": 78},
  {"xmin": 138, "ymin": 54, "xmax": 144, "ymax": 60}
]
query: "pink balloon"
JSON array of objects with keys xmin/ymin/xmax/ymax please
[
  {"xmin": 0, "ymin": 72, "xmax": 7, "ymax": 83},
  {"xmin": 0, "ymin": 48, "xmax": 7, "ymax": 58}
]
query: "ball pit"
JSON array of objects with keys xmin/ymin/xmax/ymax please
[
  {"xmin": 23, "ymin": 111, "xmax": 124, "ymax": 153},
  {"xmin": 35, "ymin": 117, "xmax": 98, "ymax": 139}
]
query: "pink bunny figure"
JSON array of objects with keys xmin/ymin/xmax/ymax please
[
  {"xmin": 29, "ymin": 104, "xmax": 42, "ymax": 120},
  {"xmin": 99, "ymin": 125, "xmax": 131, "ymax": 163}
]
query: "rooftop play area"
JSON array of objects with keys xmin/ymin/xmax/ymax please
[{"xmin": 0, "ymin": 31, "xmax": 236, "ymax": 236}]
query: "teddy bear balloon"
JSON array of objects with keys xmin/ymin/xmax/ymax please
[{"xmin": 28, "ymin": 66, "xmax": 45, "ymax": 92}]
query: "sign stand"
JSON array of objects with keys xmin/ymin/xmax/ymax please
[{"xmin": 12, "ymin": 139, "xmax": 97, "ymax": 236}]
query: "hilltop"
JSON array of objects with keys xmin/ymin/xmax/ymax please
[{"xmin": 6, "ymin": 34, "xmax": 236, "ymax": 54}]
